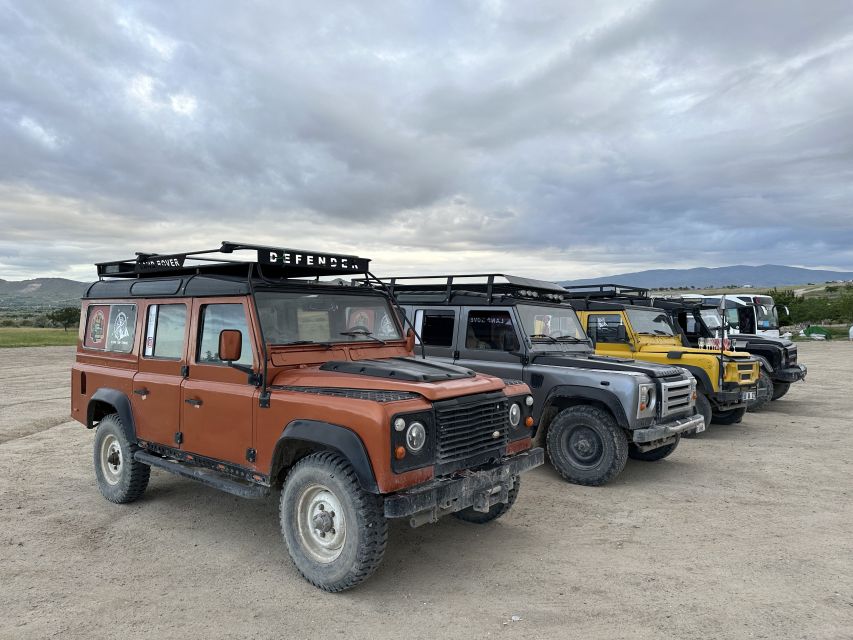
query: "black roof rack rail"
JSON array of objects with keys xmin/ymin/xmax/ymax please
[
  {"xmin": 95, "ymin": 241, "xmax": 371, "ymax": 279},
  {"xmin": 358, "ymin": 274, "xmax": 567, "ymax": 304},
  {"xmin": 562, "ymin": 283, "xmax": 650, "ymax": 301}
]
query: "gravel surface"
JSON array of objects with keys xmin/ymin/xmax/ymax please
[{"xmin": 0, "ymin": 342, "xmax": 851, "ymax": 639}]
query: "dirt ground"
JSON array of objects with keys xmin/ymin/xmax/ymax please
[{"xmin": 1, "ymin": 343, "xmax": 851, "ymax": 639}]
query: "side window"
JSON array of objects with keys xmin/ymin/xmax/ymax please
[
  {"xmin": 83, "ymin": 303, "xmax": 137, "ymax": 353},
  {"xmin": 421, "ymin": 310, "xmax": 455, "ymax": 347},
  {"xmin": 197, "ymin": 304, "xmax": 252, "ymax": 366},
  {"xmin": 587, "ymin": 314, "xmax": 626, "ymax": 344},
  {"xmin": 144, "ymin": 304, "xmax": 187, "ymax": 359},
  {"xmin": 465, "ymin": 310, "xmax": 519, "ymax": 351}
]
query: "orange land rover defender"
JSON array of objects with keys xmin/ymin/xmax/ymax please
[{"xmin": 71, "ymin": 242, "xmax": 543, "ymax": 591}]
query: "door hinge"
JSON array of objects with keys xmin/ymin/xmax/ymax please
[
  {"xmin": 259, "ymin": 390, "xmax": 271, "ymax": 408},
  {"xmin": 174, "ymin": 431, "xmax": 183, "ymax": 445},
  {"xmin": 180, "ymin": 365, "xmax": 189, "ymax": 378},
  {"xmin": 246, "ymin": 448, "xmax": 256, "ymax": 463},
  {"xmin": 453, "ymin": 350, "xmax": 460, "ymax": 360}
]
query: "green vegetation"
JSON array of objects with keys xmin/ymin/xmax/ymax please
[
  {"xmin": 0, "ymin": 328, "xmax": 79, "ymax": 348},
  {"xmin": 765, "ymin": 285, "xmax": 853, "ymax": 325}
]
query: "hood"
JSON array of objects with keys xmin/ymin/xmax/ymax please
[
  {"xmin": 641, "ymin": 344, "xmax": 752, "ymax": 359},
  {"xmin": 732, "ymin": 335, "xmax": 792, "ymax": 349},
  {"xmin": 533, "ymin": 353, "xmax": 686, "ymax": 378},
  {"xmin": 319, "ymin": 357, "xmax": 475, "ymax": 382},
  {"xmin": 269, "ymin": 357, "xmax": 505, "ymax": 402}
]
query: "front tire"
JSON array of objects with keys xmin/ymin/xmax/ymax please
[
  {"xmin": 747, "ymin": 371, "xmax": 774, "ymax": 412},
  {"xmin": 771, "ymin": 382, "xmax": 791, "ymax": 400},
  {"xmin": 280, "ymin": 452, "xmax": 388, "ymax": 592},
  {"xmin": 93, "ymin": 413, "xmax": 150, "ymax": 504},
  {"xmin": 712, "ymin": 406, "xmax": 747, "ymax": 425},
  {"xmin": 452, "ymin": 476, "xmax": 520, "ymax": 524},
  {"xmin": 628, "ymin": 435, "xmax": 680, "ymax": 461},
  {"xmin": 546, "ymin": 405, "xmax": 628, "ymax": 486},
  {"xmin": 684, "ymin": 393, "xmax": 712, "ymax": 437}
]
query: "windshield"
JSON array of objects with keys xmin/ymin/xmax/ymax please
[
  {"xmin": 516, "ymin": 304, "xmax": 588, "ymax": 348},
  {"xmin": 255, "ymin": 291, "xmax": 402, "ymax": 345},
  {"xmin": 700, "ymin": 309, "xmax": 723, "ymax": 329},
  {"xmin": 754, "ymin": 298, "xmax": 779, "ymax": 329},
  {"xmin": 626, "ymin": 309, "xmax": 676, "ymax": 336}
]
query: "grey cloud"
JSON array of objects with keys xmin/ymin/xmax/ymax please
[{"xmin": 1, "ymin": 0, "xmax": 852, "ymax": 281}]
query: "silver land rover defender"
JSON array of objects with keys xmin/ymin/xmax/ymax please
[{"xmin": 377, "ymin": 274, "xmax": 704, "ymax": 486}]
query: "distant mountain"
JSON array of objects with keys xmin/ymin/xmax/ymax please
[
  {"xmin": 0, "ymin": 278, "xmax": 89, "ymax": 308},
  {"xmin": 558, "ymin": 265, "xmax": 853, "ymax": 290}
]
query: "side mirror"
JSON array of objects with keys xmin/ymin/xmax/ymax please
[
  {"xmin": 615, "ymin": 324, "xmax": 628, "ymax": 342},
  {"xmin": 587, "ymin": 325, "xmax": 597, "ymax": 345},
  {"xmin": 405, "ymin": 328, "xmax": 416, "ymax": 353},
  {"xmin": 783, "ymin": 305, "xmax": 790, "ymax": 316},
  {"xmin": 219, "ymin": 329, "xmax": 242, "ymax": 363}
]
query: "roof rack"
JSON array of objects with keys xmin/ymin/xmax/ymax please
[
  {"xmin": 361, "ymin": 274, "xmax": 567, "ymax": 304},
  {"xmin": 95, "ymin": 241, "xmax": 371, "ymax": 279},
  {"xmin": 562, "ymin": 283, "xmax": 650, "ymax": 301}
]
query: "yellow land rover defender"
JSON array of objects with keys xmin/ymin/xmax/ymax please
[{"xmin": 565, "ymin": 285, "xmax": 760, "ymax": 429}]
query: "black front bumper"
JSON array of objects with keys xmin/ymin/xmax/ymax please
[
  {"xmin": 384, "ymin": 448, "xmax": 544, "ymax": 523},
  {"xmin": 714, "ymin": 384, "xmax": 757, "ymax": 409},
  {"xmin": 774, "ymin": 364, "xmax": 807, "ymax": 383}
]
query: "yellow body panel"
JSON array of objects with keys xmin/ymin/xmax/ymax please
[{"xmin": 576, "ymin": 309, "xmax": 759, "ymax": 393}]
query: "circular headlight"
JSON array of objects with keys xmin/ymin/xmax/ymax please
[
  {"xmin": 405, "ymin": 422, "xmax": 426, "ymax": 452},
  {"xmin": 525, "ymin": 395, "xmax": 534, "ymax": 407},
  {"xmin": 509, "ymin": 403, "xmax": 521, "ymax": 427},
  {"xmin": 394, "ymin": 417, "xmax": 406, "ymax": 432}
]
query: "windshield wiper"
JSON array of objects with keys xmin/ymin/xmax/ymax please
[
  {"xmin": 339, "ymin": 329, "xmax": 387, "ymax": 345},
  {"xmin": 555, "ymin": 336, "xmax": 587, "ymax": 343},
  {"xmin": 528, "ymin": 334, "xmax": 558, "ymax": 343},
  {"xmin": 278, "ymin": 340, "xmax": 333, "ymax": 348}
]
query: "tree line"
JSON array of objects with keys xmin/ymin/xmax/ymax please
[{"xmin": 766, "ymin": 286, "xmax": 853, "ymax": 325}]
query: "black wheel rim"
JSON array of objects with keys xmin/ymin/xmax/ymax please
[{"xmin": 563, "ymin": 425, "xmax": 603, "ymax": 469}]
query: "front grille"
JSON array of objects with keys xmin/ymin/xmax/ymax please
[
  {"xmin": 434, "ymin": 392, "xmax": 508, "ymax": 474},
  {"xmin": 660, "ymin": 380, "xmax": 693, "ymax": 417},
  {"xmin": 737, "ymin": 363, "xmax": 755, "ymax": 372}
]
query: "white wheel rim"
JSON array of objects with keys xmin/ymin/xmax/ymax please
[
  {"xmin": 99, "ymin": 434, "xmax": 123, "ymax": 486},
  {"xmin": 296, "ymin": 483, "xmax": 346, "ymax": 563}
]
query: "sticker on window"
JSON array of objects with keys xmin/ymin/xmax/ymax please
[{"xmin": 106, "ymin": 305, "xmax": 137, "ymax": 353}]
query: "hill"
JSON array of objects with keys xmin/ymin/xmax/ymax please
[
  {"xmin": 0, "ymin": 278, "xmax": 89, "ymax": 309},
  {"xmin": 558, "ymin": 265, "xmax": 853, "ymax": 290}
]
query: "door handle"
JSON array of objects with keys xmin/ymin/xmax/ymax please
[
  {"xmin": 184, "ymin": 398, "xmax": 203, "ymax": 407},
  {"xmin": 133, "ymin": 388, "xmax": 150, "ymax": 396}
]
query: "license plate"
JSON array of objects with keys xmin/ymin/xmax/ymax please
[{"xmin": 742, "ymin": 391, "xmax": 757, "ymax": 401}]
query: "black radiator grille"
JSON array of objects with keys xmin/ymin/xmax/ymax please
[{"xmin": 434, "ymin": 392, "xmax": 509, "ymax": 473}]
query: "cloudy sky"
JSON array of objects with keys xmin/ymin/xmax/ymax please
[{"xmin": 2, "ymin": 0, "xmax": 853, "ymax": 281}]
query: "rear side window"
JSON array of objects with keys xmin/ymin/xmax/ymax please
[
  {"xmin": 465, "ymin": 310, "xmax": 519, "ymax": 351},
  {"xmin": 415, "ymin": 310, "xmax": 456, "ymax": 347},
  {"xmin": 144, "ymin": 304, "xmax": 187, "ymax": 359},
  {"xmin": 84, "ymin": 303, "xmax": 137, "ymax": 353},
  {"xmin": 586, "ymin": 314, "xmax": 626, "ymax": 344},
  {"xmin": 197, "ymin": 303, "xmax": 252, "ymax": 366}
]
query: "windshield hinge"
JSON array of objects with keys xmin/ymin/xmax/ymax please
[
  {"xmin": 180, "ymin": 365, "xmax": 189, "ymax": 378},
  {"xmin": 259, "ymin": 390, "xmax": 270, "ymax": 409}
]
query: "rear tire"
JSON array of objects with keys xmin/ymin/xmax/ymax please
[
  {"xmin": 747, "ymin": 371, "xmax": 774, "ymax": 412},
  {"xmin": 452, "ymin": 476, "xmax": 520, "ymax": 524},
  {"xmin": 93, "ymin": 413, "xmax": 150, "ymax": 504},
  {"xmin": 629, "ymin": 435, "xmax": 680, "ymax": 461},
  {"xmin": 280, "ymin": 452, "xmax": 388, "ymax": 592},
  {"xmin": 771, "ymin": 382, "xmax": 791, "ymax": 400},
  {"xmin": 546, "ymin": 406, "xmax": 628, "ymax": 486},
  {"xmin": 712, "ymin": 407, "xmax": 746, "ymax": 425}
]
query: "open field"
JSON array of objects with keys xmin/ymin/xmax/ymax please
[
  {"xmin": 0, "ymin": 327, "xmax": 79, "ymax": 348},
  {"xmin": 0, "ymin": 343, "xmax": 851, "ymax": 639}
]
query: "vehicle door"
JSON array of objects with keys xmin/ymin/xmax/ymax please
[
  {"xmin": 132, "ymin": 302, "xmax": 189, "ymax": 447},
  {"xmin": 180, "ymin": 299, "xmax": 257, "ymax": 466},
  {"xmin": 453, "ymin": 307, "xmax": 525, "ymax": 382},
  {"xmin": 410, "ymin": 307, "xmax": 461, "ymax": 364},
  {"xmin": 585, "ymin": 312, "xmax": 634, "ymax": 357}
]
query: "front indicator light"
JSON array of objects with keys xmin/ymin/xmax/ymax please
[
  {"xmin": 525, "ymin": 416, "xmax": 534, "ymax": 428},
  {"xmin": 525, "ymin": 395, "xmax": 534, "ymax": 407},
  {"xmin": 395, "ymin": 446, "xmax": 406, "ymax": 460},
  {"xmin": 394, "ymin": 417, "xmax": 406, "ymax": 432}
]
